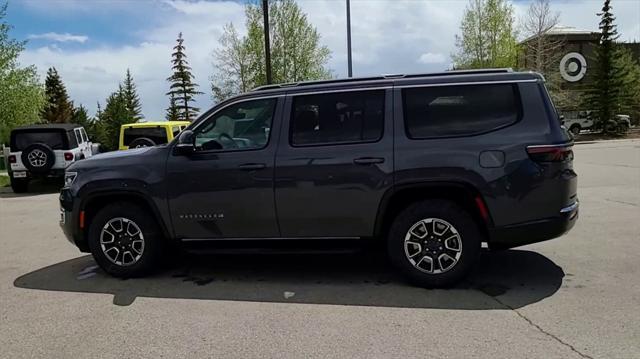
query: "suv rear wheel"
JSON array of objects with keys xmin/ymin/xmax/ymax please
[
  {"xmin": 88, "ymin": 202, "xmax": 164, "ymax": 277},
  {"xmin": 10, "ymin": 177, "xmax": 28, "ymax": 193},
  {"xmin": 387, "ymin": 200, "xmax": 481, "ymax": 288}
]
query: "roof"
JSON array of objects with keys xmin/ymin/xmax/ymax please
[
  {"xmin": 121, "ymin": 121, "xmax": 190, "ymax": 128},
  {"xmin": 13, "ymin": 123, "xmax": 81, "ymax": 131},
  {"xmin": 252, "ymin": 68, "xmax": 518, "ymax": 92},
  {"xmin": 520, "ymin": 25, "xmax": 598, "ymax": 43}
]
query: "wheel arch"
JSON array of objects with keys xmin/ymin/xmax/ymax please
[
  {"xmin": 80, "ymin": 190, "xmax": 172, "ymax": 244},
  {"xmin": 374, "ymin": 182, "xmax": 492, "ymax": 240}
]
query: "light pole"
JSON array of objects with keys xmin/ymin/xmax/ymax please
[
  {"xmin": 346, "ymin": 0, "xmax": 353, "ymax": 77},
  {"xmin": 263, "ymin": 0, "xmax": 273, "ymax": 84}
]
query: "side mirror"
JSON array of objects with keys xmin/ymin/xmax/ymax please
[{"xmin": 174, "ymin": 130, "xmax": 195, "ymax": 155}]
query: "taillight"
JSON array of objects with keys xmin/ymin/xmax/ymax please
[
  {"xmin": 64, "ymin": 152, "xmax": 74, "ymax": 161},
  {"xmin": 527, "ymin": 144, "xmax": 573, "ymax": 162},
  {"xmin": 8, "ymin": 155, "xmax": 16, "ymax": 163}
]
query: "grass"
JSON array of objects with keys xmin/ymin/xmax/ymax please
[{"xmin": 0, "ymin": 175, "xmax": 9, "ymax": 188}]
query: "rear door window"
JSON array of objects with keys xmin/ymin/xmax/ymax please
[
  {"xmin": 402, "ymin": 84, "xmax": 520, "ymax": 138},
  {"xmin": 11, "ymin": 131, "xmax": 68, "ymax": 151},
  {"xmin": 290, "ymin": 90, "xmax": 384, "ymax": 146}
]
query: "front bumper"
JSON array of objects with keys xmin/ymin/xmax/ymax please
[
  {"xmin": 489, "ymin": 200, "xmax": 579, "ymax": 250},
  {"xmin": 59, "ymin": 188, "xmax": 89, "ymax": 252}
]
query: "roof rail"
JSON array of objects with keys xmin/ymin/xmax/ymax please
[{"xmin": 251, "ymin": 68, "xmax": 513, "ymax": 92}]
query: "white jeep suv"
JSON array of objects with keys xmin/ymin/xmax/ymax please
[{"xmin": 6, "ymin": 124, "xmax": 97, "ymax": 193}]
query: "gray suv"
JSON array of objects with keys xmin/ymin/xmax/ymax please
[{"xmin": 60, "ymin": 69, "xmax": 578, "ymax": 287}]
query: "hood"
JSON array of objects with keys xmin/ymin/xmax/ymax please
[{"xmin": 68, "ymin": 147, "xmax": 161, "ymax": 172}]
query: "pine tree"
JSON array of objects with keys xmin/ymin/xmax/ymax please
[
  {"xmin": 41, "ymin": 67, "xmax": 73, "ymax": 123},
  {"xmin": 165, "ymin": 93, "xmax": 180, "ymax": 121},
  {"xmin": 584, "ymin": 0, "xmax": 624, "ymax": 133},
  {"xmin": 167, "ymin": 32, "xmax": 202, "ymax": 122},
  {"xmin": 98, "ymin": 91, "xmax": 132, "ymax": 150},
  {"xmin": 121, "ymin": 69, "xmax": 143, "ymax": 121}
]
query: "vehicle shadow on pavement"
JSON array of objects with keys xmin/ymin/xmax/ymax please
[
  {"xmin": 0, "ymin": 179, "xmax": 60, "ymax": 198},
  {"xmin": 14, "ymin": 249, "xmax": 564, "ymax": 309}
]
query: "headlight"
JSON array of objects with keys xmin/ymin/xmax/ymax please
[{"xmin": 63, "ymin": 172, "xmax": 77, "ymax": 188}]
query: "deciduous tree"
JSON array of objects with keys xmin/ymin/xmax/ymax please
[
  {"xmin": 211, "ymin": 0, "xmax": 332, "ymax": 102},
  {"xmin": 0, "ymin": 2, "xmax": 44, "ymax": 144},
  {"xmin": 453, "ymin": 0, "xmax": 518, "ymax": 69}
]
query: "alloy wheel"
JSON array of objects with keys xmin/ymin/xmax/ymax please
[
  {"xmin": 100, "ymin": 217, "xmax": 145, "ymax": 266},
  {"xmin": 404, "ymin": 218, "xmax": 462, "ymax": 274}
]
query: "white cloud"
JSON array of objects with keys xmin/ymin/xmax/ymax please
[
  {"xmin": 418, "ymin": 52, "xmax": 446, "ymax": 64},
  {"xmin": 28, "ymin": 32, "xmax": 89, "ymax": 43},
  {"xmin": 17, "ymin": 0, "xmax": 640, "ymax": 121}
]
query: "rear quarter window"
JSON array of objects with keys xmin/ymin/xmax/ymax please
[{"xmin": 402, "ymin": 84, "xmax": 521, "ymax": 139}]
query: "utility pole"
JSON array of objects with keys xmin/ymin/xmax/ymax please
[
  {"xmin": 262, "ymin": 0, "xmax": 273, "ymax": 84},
  {"xmin": 346, "ymin": 0, "xmax": 353, "ymax": 77}
]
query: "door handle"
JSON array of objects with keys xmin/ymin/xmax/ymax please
[
  {"xmin": 353, "ymin": 157, "xmax": 385, "ymax": 165},
  {"xmin": 238, "ymin": 163, "xmax": 267, "ymax": 170}
]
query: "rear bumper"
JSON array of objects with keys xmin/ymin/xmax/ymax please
[{"xmin": 489, "ymin": 200, "xmax": 579, "ymax": 249}]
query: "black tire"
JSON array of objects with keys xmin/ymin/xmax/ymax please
[
  {"xmin": 10, "ymin": 177, "xmax": 29, "ymax": 193},
  {"xmin": 618, "ymin": 122, "xmax": 629, "ymax": 134},
  {"xmin": 88, "ymin": 202, "xmax": 165, "ymax": 278},
  {"xmin": 21, "ymin": 143, "xmax": 55, "ymax": 173},
  {"xmin": 569, "ymin": 125, "xmax": 581, "ymax": 136},
  {"xmin": 387, "ymin": 200, "xmax": 482, "ymax": 288},
  {"xmin": 128, "ymin": 137, "xmax": 156, "ymax": 148}
]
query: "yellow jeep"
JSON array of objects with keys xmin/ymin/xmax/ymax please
[{"xmin": 119, "ymin": 121, "xmax": 190, "ymax": 150}]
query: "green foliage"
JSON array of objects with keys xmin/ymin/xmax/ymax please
[
  {"xmin": 0, "ymin": 2, "xmax": 45, "ymax": 145},
  {"xmin": 211, "ymin": 0, "xmax": 332, "ymax": 102},
  {"xmin": 167, "ymin": 32, "xmax": 202, "ymax": 122},
  {"xmin": 97, "ymin": 90, "xmax": 132, "ymax": 150},
  {"xmin": 71, "ymin": 104, "xmax": 100, "ymax": 141},
  {"xmin": 453, "ymin": 0, "xmax": 519, "ymax": 69},
  {"xmin": 122, "ymin": 69, "xmax": 143, "ymax": 121},
  {"xmin": 41, "ymin": 67, "xmax": 74, "ymax": 123},
  {"xmin": 165, "ymin": 93, "xmax": 180, "ymax": 121},
  {"xmin": 614, "ymin": 46, "xmax": 640, "ymax": 123},
  {"xmin": 583, "ymin": 0, "xmax": 639, "ymax": 131}
]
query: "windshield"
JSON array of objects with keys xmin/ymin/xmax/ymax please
[{"xmin": 11, "ymin": 130, "xmax": 67, "ymax": 151}]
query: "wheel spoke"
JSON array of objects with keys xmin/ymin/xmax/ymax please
[
  {"xmin": 126, "ymin": 221, "xmax": 140, "ymax": 236},
  {"xmin": 444, "ymin": 235, "xmax": 462, "ymax": 252},
  {"xmin": 415, "ymin": 256, "xmax": 433, "ymax": 273},
  {"xmin": 438, "ymin": 253, "xmax": 457, "ymax": 272},
  {"xmin": 410, "ymin": 222, "xmax": 428, "ymax": 239}
]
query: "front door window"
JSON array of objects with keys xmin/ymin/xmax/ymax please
[{"xmin": 194, "ymin": 98, "xmax": 276, "ymax": 151}]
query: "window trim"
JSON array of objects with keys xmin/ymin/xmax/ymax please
[
  {"xmin": 288, "ymin": 88, "xmax": 386, "ymax": 148},
  {"xmin": 401, "ymin": 83, "xmax": 523, "ymax": 140},
  {"xmin": 189, "ymin": 96, "xmax": 281, "ymax": 154}
]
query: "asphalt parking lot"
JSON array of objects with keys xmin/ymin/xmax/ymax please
[{"xmin": 1, "ymin": 140, "xmax": 638, "ymax": 358}]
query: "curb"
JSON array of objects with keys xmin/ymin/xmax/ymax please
[{"xmin": 574, "ymin": 138, "xmax": 640, "ymax": 145}]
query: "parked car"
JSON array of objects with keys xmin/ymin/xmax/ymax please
[
  {"xmin": 562, "ymin": 110, "xmax": 630, "ymax": 135},
  {"xmin": 60, "ymin": 69, "xmax": 578, "ymax": 287},
  {"xmin": 119, "ymin": 121, "xmax": 190, "ymax": 150},
  {"xmin": 7, "ymin": 124, "xmax": 96, "ymax": 193}
]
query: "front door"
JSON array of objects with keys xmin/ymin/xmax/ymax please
[
  {"xmin": 275, "ymin": 88, "xmax": 393, "ymax": 238},
  {"xmin": 167, "ymin": 96, "xmax": 282, "ymax": 239}
]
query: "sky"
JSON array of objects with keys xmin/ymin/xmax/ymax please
[{"xmin": 6, "ymin": 0, "xmax": 640, "ymax": 120}]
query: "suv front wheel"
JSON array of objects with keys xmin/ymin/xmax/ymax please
[
  {"xmin": 388, "ymin": 200, "xmax": 481, "ymax": 288},
  {"xmin": 88, "ymin": 202, "xmax": 164, "ymax": 277}
]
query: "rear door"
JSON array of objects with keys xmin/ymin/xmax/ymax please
[{"xmin": 275, "ymin": 88, "xmax": 393, "ymax": 238}]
